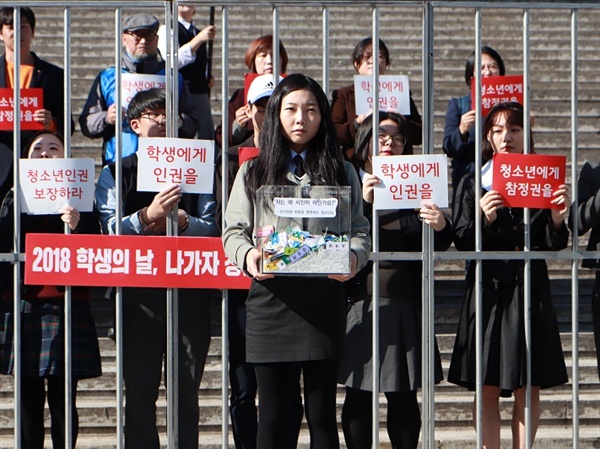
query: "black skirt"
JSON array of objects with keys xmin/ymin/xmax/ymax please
[
  {"xmin": 245, "ymin": 277, "xmax": 346, "ymax": 364},
  {"xmin": 448, "ymin": 266, "xmax": 568, "ymax": 397}
]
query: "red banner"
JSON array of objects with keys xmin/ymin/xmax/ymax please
[
  {"xmin": 25, "ymin": 234, "xmax": 251, "ymax": 290},
  {"xmin": 470, "ymin": 75, "xmax": 523, "ymax": 116},
  {"xmin": 0, "ymin": 88, "xmax": 44, "ymax": 131},
  {"xmin": 491, "ymin": 153, "xmax": 566, "ymax": 209}
]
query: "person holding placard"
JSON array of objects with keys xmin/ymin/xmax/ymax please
[
  {"xmin": 0, "ymin": 130, "xmax": 101, "ymax": 449},
  {"xmin": 338, "ymin": 111, "xmax": 452, "ymax": 449},
  {"xmin": 79, "ymin": 13, "xmax": 199, "ymax": 165},
  {"xmin": 0, "ymin": 7, "xmax": 73, "ymax": 200},
  {"xmin": 448, "ymin": 102, "xmax": 569, "ymax": 449},
  {"xmin": 223, "ymin": 74, "xmax": 370, "ymax": 449},
  {"xmin": 442, "ymin": 46, "xmax": 505, "ymax": 201},
  {"xmin": 94, "ymin": 88, "xmax": 218, "ymax": 449},
  {"xmin": 569, "ymin": 161, "xmax": 600, "ymax": 380},
  {"xmin": 331, "ymin": 37, "xmax": 422, "ymax": 159},
  {"xmin": 215, "ymin": 34, "xmax": 288, "ymax": 148}
]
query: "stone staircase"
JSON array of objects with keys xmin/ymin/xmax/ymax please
[
  {"xmin": 0, "ymin": 2, "xmax": 599, "ymax": 448},
  {"xmin": 1, "ymin": 329, "xmax": 598, "ymax": 448}
]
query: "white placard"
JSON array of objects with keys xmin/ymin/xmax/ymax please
[
  {"xmin": 137, "ymin": 137, "xmax": 215, "ymax": 194},
  {"xmin": 273, "ymin": 197, "xmax": 338, "ymax": 218},
  {"xmin": 354, "ymin": 75, "xmax": 411, "ymax": 116},
  {"xmin": 19, "ymin": 158, "xmax": 95, "ymax": 214},
  {"xmin": 121, "ymin": 73, "xmax": 166, "ymax": 108},
  {"xmin": 372, "ymin": 154, "xmax": 449, "ymax": 210}
]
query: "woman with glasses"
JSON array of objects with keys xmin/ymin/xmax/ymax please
[
  {"xmin": 0, "ymin": 131, "xmax": 102, "ymax": 448},
  {"xmin": 338, "ymin": 111, "xmax": 452, "ymax": 449},
  {"xmin": 448, "ymin": 102, "xmax": 569, "ymax": 449},
  {"xmin": 443, "ymin": 46, "xmax": 506, "ymax": 203},
  {"xmin": 331, "ymin": 37, "xmax": 422, "ymax": 160}
]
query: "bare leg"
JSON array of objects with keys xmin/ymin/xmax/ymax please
[
  {"xmin": 473, "ymin": 386, "xmax": 501, "ymax": 449},
  {"xmin": 511, "ymin": 386, "xmax": 540, "ymax": 449}
]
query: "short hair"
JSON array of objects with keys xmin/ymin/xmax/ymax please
[
  {"xmin": 23, "ymin": 130, "xmax": 64, "ymax": 158},
  {"xmin": 244, "ymin": 35, "xmax": 289, "ymax": 74},
  {"xmin": 353, "ymin": 111, "xmax": 414, "ymax": 170},
  {"xmin": 0, "ymin": 7, "xmax": 36, "ymax": 31},
  {"xmin": 464, "ymin": 46, "xmax": 505, "ymax": 86},
  {"xmin": 352, "ymin": 37, "xmax": 391, "ymax": 70},
  {"xmin": 482, "ymin": 101, "xmax": 532, "ymax": 160},
  {"xmin": 127, "ymin": 88, "xmax": 166, "ymax": 122}
]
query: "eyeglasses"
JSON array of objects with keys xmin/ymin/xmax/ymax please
[
  {"xmin": 378, "ymin": 131, "xmax": 407, "ymax": 147},
  {"xmin": 140, "ymin": 112, "xmax": 166, "ymax": 124},
  {"xmin": 125, "ymin": 31, "xmax": 158, "ymax": 43}
]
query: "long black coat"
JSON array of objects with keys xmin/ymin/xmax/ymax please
[{"xmin": 448, "ymin": 172, "xmax": 569, "ymax": 396}]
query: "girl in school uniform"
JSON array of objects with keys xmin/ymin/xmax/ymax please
[{"xmin": 223, "ymin": 73, "xmax": 371, "ymax": 449}]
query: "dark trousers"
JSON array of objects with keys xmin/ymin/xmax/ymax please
[
  {"xmin": 21, "ymin": 377, "xmax": 78, "ymax": 449},
  {"xmin": 228, "ymin": 290, "xmax": 303, "ymax": 449},
  {"xmin": 122, "ymin": 288, "xmax": 212, "ymax": 449},
  {"xmin": 255, "ymin": 360, "xmax": 339, "ymax": 449},
  {"xmin": 342, "ymin": 387, "xmax": 421, "ymax": 449},
  {"xmin": 593, "ymin": 273, "xmax": 600, "ymax": 380}
]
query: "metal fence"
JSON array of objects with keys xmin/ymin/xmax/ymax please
[{"xmin": 1, "ymin": 0, "xmax": 599, "ymax": 448}]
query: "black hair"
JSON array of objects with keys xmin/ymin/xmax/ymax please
[
  {"xmin": 0, "ymin": 7, "xmax": 36, "ymax": 31},
  {"xmin": 482, "ymin": 101, "xmax": 533, "ymax": 160},
  {"xmin": 126, "ymin": 88, "xmax": 166, "ymax": 122},
  {"xmin": 464, "ymin": 46, "xmax": 505, "ymax": 86},
  {"xmin": 244, "ymin": 73, "xmax": 347, "ymax": 201},
  {"xmin": 352, "ymin": 37, "xmax": 391, "ymax": 70},
  {"xmin": 23, "ymin": 130, "xmax": 64, "ymax": 158},
  {"xmin": 353, "ymin": 111, "xmax": 414, "ymax": 170}
]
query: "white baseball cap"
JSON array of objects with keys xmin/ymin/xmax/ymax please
[{"xmin": 247, "ymin": 74, "xmax": 284, "ymax": 105}]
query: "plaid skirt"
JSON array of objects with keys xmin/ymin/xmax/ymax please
[{"xmin": 0, "ymin": 297, "xmax": 102, "ymax": 379}]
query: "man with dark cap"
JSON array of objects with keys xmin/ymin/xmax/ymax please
[{"xmin": 79, "ymin": 13, "xmax": 198, "ymax": 165}]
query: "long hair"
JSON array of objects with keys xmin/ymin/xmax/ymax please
[
  {"xmin": 244, "ymin": 35, "xmax": 289, "ymax": 74},
  {"xmin": 482, "ymin": 101, "xmax": 533, "ymax": 161},
  {"xmin": 244, "ymin": 74, "xmax": 347, "ymax": 201},
  {"xmin": 464, "ymin": 46, "xmax": 505, "ymax": 87},
  {"xmin": 353, "ymin": 111, "xmax": 414, "ymax": 170}
]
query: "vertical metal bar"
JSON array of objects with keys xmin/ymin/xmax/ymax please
[
  {"xmin": 165, "ymin": 1, "xmax": 180, "ymax": 446},
  {"xmin": 113, "ymin": 8, "xmax": 125, "ymax": 449},
  {"xmin": 522, "ymin": 9, "xmax": 533, "ymax": 449},
  {"xmin": 12, "ymin": 7, "xmax": 22, "ymax": 448},
  {"xmin": 221, "ymin": 7, "xmax": 230, "ymax": 447},
  {"xmin": 570, "ymin": 8, "xmax": 580, "ymax": 449},
  {"xmin": 272, "ymin": 7, "xmax": 280, "ymax": 78},
  {"xmin": 63, "ymin": 7, "xmax": 74, "ymax": 449},
  {"xmin": 322, "ymin": 7, "xmax": 329, "ymax": 94},
  {"xmin": 473, "ymin": 9, "xmax": 483, "ymax": 449},
  {"xmin": 421, "ymin": 2, "xmax": 435, "ymax": 448},
  {"xmin": 370, "ymin": 8, "xmax": 380, "ymax": 449}
]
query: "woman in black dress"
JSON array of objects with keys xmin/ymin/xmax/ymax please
[
  {"xmin": 338, "ymin": 111, "xmax": 452, "ymax": 449},
  {"xmin": 448, "ymin": 102, "xmax": 569, "ymax": 449}
]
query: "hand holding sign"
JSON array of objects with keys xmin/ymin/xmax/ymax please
[{"xmin": 550, "ymin": 184, "xmax": 569, "ymax": 229}]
